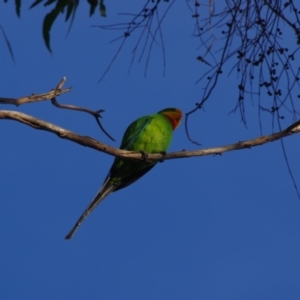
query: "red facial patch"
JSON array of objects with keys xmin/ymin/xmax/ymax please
[{"xmin": 161, "ymin": 109, "xmax": 183, "ymax": 130}]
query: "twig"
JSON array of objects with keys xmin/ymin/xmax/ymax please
[
  {"xmin": 0, "ymin": 84, "xmax": 71, "ymax": 106},
  {"xmin": 0, "ymin": 77, "xmax": 115, "ymax": 141},
  {"xmin": 51, "ymin": 97, "xmax": 115, "ymax": 141}
]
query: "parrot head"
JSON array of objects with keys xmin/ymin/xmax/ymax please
[{"xmin": 158, "ymin": 108, "xmax": 183, "ymax": 130}]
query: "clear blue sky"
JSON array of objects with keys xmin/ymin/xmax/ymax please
[{"xmin": 1, "ymin": 1, "xmax": 300, "ymax": 299}]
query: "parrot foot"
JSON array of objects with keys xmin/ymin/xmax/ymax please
[
  {"xmin": 140, "ymin": 150, "xmax": 148, "ymax": 161},
  {"xmin": 159, "ymin": 151, "xmax": 166, "ymax": 162}
]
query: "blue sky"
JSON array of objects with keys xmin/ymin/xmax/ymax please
[{"xmin": 1, "ymin": 1, "xmax": 300, "ymax": 299}]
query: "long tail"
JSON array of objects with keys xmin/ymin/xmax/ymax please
[{"xmin": 65, "ymin": 180, "xmax": 115, "ymax": 240}]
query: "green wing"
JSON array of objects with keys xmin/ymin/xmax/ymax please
[
  {"xmin": 120, "ymin": 113, "xmax": 173, "ymax": 152},
  {"xmin": 120, "ymin": 116, "xmax": 152, "ymax": 150}
]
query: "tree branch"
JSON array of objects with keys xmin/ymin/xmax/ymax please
[
  {"xmin": 1, "ymin": 110, "xmax": 299, "ymax": 161},
  {"xmin": 0, "ymin": 77, "xmax": 115, "ymax": 141},
  {"xmin": 0, "ymin": 84, "xmax": 71, "ymax": 106}
]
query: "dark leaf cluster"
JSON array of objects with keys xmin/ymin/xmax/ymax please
[{"xmin": 4, "ymin": 0, "xmax": 106, "ymax": 52}]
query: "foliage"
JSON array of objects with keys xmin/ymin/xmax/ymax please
[
  {"xmin": 4, "ymin": 0, "xmax": 107, "ymax": 52},
  {"xmin": 3, "ymin": 0, "xmax": 300, "ymax": 130}
]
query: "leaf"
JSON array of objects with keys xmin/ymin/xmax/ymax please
[
  {"xmin": 42, "ymin": 0, "xmax": 68, "ymax": 52},
  {"xmin": 87, "ymin": 0, "xmax": 97, "ymax": 16},
  {"xmin": 0, "ymin": 23, "xmax": 15, "ymax": 62},
  {"xmin": 44, "ymin": 0, "xmax": 58, "ymax": 6},
  {"xmin": 65, "ymin": 1, "xmax": 79, "ymax": 37},
  {"xmin": 99, "ymin": 0, "xmax": 106, "ymax": 17},
  {"xmin": 15, "ymin": 0, "xmax": 21, "ymax": 17},
  {"xmin": 30, "ymin": 0, "xmax": 44, "ymax": 9},
  {"xmin": 65, "ymin": 2, "xmax": 74, "ymax": 22}
]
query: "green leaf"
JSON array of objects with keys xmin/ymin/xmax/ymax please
[
  {"xmin": 30, "ymin": 0, "xmax": 44, "ymax": 9},
  {"xmin": 42, "ymin": 0, "xmax": 68, "ymax": 52},
  {"xmin": 0, "ymin": 23, "xmax": 15, "ymax": 62},
  {"xmin": 15, "ymin": 0, "xmax": 21, "ymax": 17},
  {"xmin": 65, "ymin": 1, "xmax": 79, "ymax": 37},
  {"xmin": 44, "ymin": 0, "xmax": 58, "ymax": 6},
  {"xmin": 65, "ymin": 2, "xmax": 74, "ymax": 21},
  {"xmin": 87, "ymin": 0, "xmax": 97, "ymax": 16},
  {"xmin": 99, "ymin": 0, "xmax": 106, "ymax": 17}
]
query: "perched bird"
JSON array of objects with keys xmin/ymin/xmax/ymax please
[{"xmin": 65, "ymin": 108, "xmax": 182, "ymax": 239}]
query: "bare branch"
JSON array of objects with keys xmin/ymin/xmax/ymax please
[
  {"xmin": 0, "ymin": 110, "xmax": 120, "ymax": 156},
  {"xmin": 50, "ymin": 97, "xmax": 115, "ymax": 141},
  {"xmin": 1, "ymin": 110, "xmax": 299, "ymax": 162},
  {"xmin": 0, "ymin": 80, "xmax": 71, "ymax": 106},
  {"xmin": 97, "ymin": 0, "xmax": 174, "ymax": 82},
  {"xmin": 0, "ymin": 77, "xmax": 115, "ymax": 141}
]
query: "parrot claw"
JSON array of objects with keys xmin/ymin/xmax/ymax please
[
  {"xmin": 159, "ymin": 151, "xmax": 166, "ymax": 162},
  {"xmin": 140, "ymin": 150, "xmax": 148, "ymax": 161}
]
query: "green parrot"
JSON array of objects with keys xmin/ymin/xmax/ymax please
[{"xmin": 65, "ymin": 108, "xmax": 182, "ymax": 239}]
